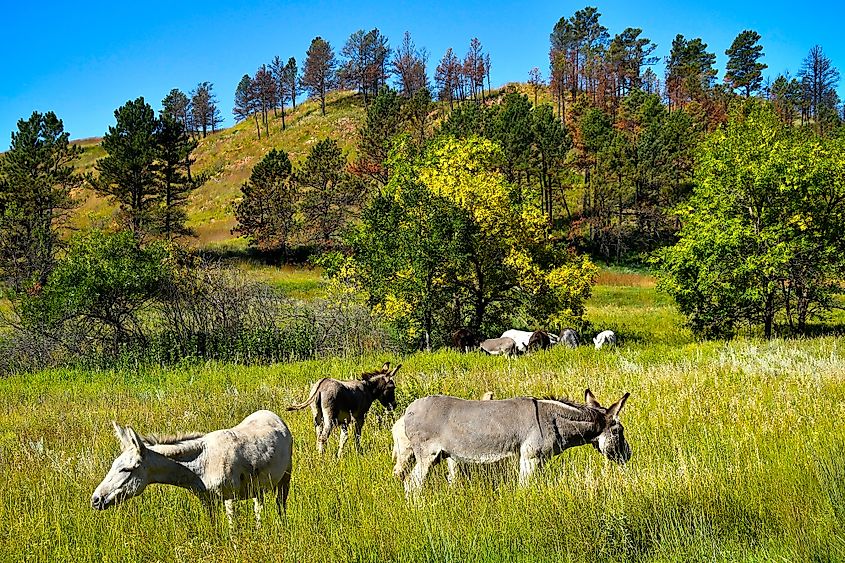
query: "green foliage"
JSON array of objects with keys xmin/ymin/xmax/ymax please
[
  {"xmin": 355, "ymin": 87, "xmax": 404, "ymax": 185},
  {"xmin": 654, "ymin": 101, "xmax": 845, "ymax": 338},
  {"xmin": 95, "ymin": 97, "xmax": 160, "ymax": 237},
  {"xmin": 155, "ymin": 114, "xmax": 203, "ymax": 239},
  {"xmin": 0, "ymin": 111, "xmax": 81, "ymax": 291},
  {"xmin": 346, "ymin": 135, "xmax": 596, "ymax": 347},
  {"xmin": 233, "ymin": 148, "xmax": 299, "ymax": 257},
  {"xmin": 20, "ymin": 230, "xmax": 173, "ymax": 346},
  {"xmin": 666, "ymin": 34, "xmax": 717, "ymax": 107},
  {"xmin": 302, "ymin": 37, "xmax": 337, "ymax": 116}
]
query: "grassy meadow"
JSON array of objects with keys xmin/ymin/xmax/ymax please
[{"xmin": 1, "ymin": 271, "xmax": 844, "ymax": 562}]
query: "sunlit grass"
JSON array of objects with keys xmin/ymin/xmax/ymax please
[
  {"xmin": 2, "ymin": 268, "xmax": 844, "ymax": 561},
  {"xmin": 2, "ymin": 335, "xmax": 844, "ymax": 560}
]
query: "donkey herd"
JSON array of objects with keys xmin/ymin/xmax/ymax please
[{"xmin": 92, "ymin": 327, "xmax": 629, "ymax": 529}]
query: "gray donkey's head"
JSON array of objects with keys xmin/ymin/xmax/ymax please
[
  {"xmin": 363, "ymin": 362, "xmax": 402, "ymax": 410},
  {"xmin": 585, "ymin": 389, "xmax": 632, "ymax": 464},
  {"xmin": 91, "ymin": 422, "xmax": 152, "ymax": 510}
]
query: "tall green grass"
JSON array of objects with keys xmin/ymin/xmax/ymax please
[{"xmin": 1, "ymin": 279, "xmax": 843, "ymax": 561}]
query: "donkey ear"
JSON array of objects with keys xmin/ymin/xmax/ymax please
[
  {"xmin": 125, "ymin": 426, "xmax": 146, "ymax": 453},
  {"xmin": 584, "ymin": 389, "xmax": 601, "ymax": 408},
  {"xmin": 112, "ymin": 421, "xmax": 129, "ymax": 447},
  {"xmin": 389, "ymin": 364, "xmax": 402, "ymax": 377},
  {"xmin": 381, "ymin": 362, "xmax": 391, "ymax": 372},
  {"xmin": 606, "ymin": 392, "xmax": 630, "ymax": 419}
]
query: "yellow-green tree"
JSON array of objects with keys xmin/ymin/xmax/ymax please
[{"xmin": 345, "ymin": 135, "xmax": 596, "ymax": 348}]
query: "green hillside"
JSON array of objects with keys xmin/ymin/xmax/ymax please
[{"xmin": 70, "ymin": 91, "xmax": 366, "ymax": 247}]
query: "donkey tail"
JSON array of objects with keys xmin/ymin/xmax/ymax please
[{"xmin": 286, "ymin": 379, "xmax": 328, "ymax": 411}]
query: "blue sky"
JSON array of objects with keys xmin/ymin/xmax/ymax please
[{"xmin": 1, "ymin": 0, "xmax": 843, "ymax": 149}]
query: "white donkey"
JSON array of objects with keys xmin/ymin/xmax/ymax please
[{"xmin": 92, "ymin": 410, "xmax": 293, "ymax": 529}]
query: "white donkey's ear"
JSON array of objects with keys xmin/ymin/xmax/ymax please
[
  {"xmin": 389, "ymin": 364, "xmax": 402, "ymax": 377},
  {"xmin": 112, "ymin": 421, "xmax": 129, "ymax": 449},
  {"xmin": 125, "ymin": 426, "xmax": 146, "ymax": 453},
  {"xmin": 112, "ymin": 421, "xmax": 144, "ymax": 453},
  {"xmin": 584, "ymin": 389, "xmax": 601, "ymax": 408},
  {"xmin": 381, "ymin": 362, "xmax": 391, "ymax": 372}
]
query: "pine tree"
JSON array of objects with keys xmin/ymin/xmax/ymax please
[
  {"xmin": 799, "ymin": 45, "xmax": 841, "ymax": 134},
  {"xmin": 0, "ymin": 112, "xmax": 81, "ymax": 290},
  {"xmin": 161, "ymin": 89, "xmax": 191, "ymax": 129},
  {"xmin": 435, "ymin": 48, "xmax": 460, "ymax": 109},
  {"xmin": 233, "ymin": 74, "xmax": 261, "ymax": 139},
  {"xmin": 155, "ymin": 115, "xmax": 202, "ymax": 240},
  {"xmin": 94, "ymin": 97, "xmax": 161, "ymax": 238},
  {"xmin": 233, "ymin": 149, "xmax": 299, "ymax": 259},
  {"xmin": 284, "ymin": 57, "xmax": 299, "ymax": 110},
  {"xmin": 725, "ymin": 30, "xmax": 767, "ymax": 97},
  {"xmin": 296, "ymin": 139, "xmax": 359, "ymax": 247},
  {"xmin": 270, "ymin": 55, "xmax": 289, "ymax": 129},
  {"xmin": 392, "ymin": 31, "xmax": 428, "ymax": 97},
  {"xmin": 302, "ymin": 37, "xmax": 337, "ymax": 116}
]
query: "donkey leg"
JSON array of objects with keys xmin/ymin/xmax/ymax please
[
  {"xmin": 253, "ymin": 496, "xmax": 264, "ymax": 529},
  {"xmin": 353, "ymin": 417, "xmax": 365, "ymax": 454},
  {"xmin": 518, "ymin": 453, "xmax": 542, "ymax": 486},
  {"xmin": 224, "ymin": 499, "xmax": 237, "ymax": 534},
  {"xmin": 337, "ymin": 423, "xmax": 349, "ymax": 458},
  {"xmin": 446, "ymin": 458, "xmax": 460, "ymax": 485},
  {"xmin": 276, "ymin": 471, "xmax": 292, "ymax": 516},
  {"xmin": 406, "ymin": 450, "xmax": 439, "ymax": 496},
  {"xmin": 317, "ymin": 410, "xmax": 334, "ymax": 455},
  {"xmin": 392, "ymin": 416, "xmax": 416, "ymax": 482}
]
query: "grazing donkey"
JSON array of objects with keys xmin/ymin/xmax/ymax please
[
  {"xmin": 527, "ymin": 330, "xmax": 551, "ymax": 352},
  {"xmin": 479, "ymin": 337, "xmax": 518, "ymax": 357},
  {"xmin": 500, "ymin": 329, "xmax": 533, "ymax": 353},
  {"xmin": 91, "ymin": 410, "xmax": 293, "ymax": 529},
  {"xmin": 287, "ymin": 362, "xmax": 401, "ymax": 456},
  {"xmin": 392, "ymin": 389, "xmax": 631, "ymax": 495},
  {"xmin": 593, "ymin": 330, "xmax": 617, "ymax": 349},
  {"xmin": 451, "ymin": 328, "xmax": 480, "ymax": 353},
  {"xmin": 559, "ymin": 328, "xmax": 580, "ymax": 348}
]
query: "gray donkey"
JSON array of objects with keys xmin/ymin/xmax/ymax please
[
  {"xmin": 288, "ymin": 362, "xmax": 401, "ymax": 456},
  {"xmin": 392, "ymin": 389, "xmax": 631, "ymax": 495}
]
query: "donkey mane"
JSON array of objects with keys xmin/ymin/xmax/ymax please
[
  {"xmin": 536, "ymin": 396, "xmax": 603, "ymax": 423},
  {"xmin": 142, "ymin": 432, "xmax": 205, "ymax": 446},
  {"xmin": 360, "ymin": 369, "xmax": 388, "ymax": 381}
]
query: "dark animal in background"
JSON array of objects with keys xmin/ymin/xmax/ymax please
[
  {"xmin": 559, "ymin": 328, "xmax": 580, "ymax": 349},
  {"xmin": 451, "ymin": 328, "xmax": 479, "ymax": 353},
  {"xmin": 479, "ymin": 337, "xmax": 518, "ymax": 357},
  {"xmin": 527, "ymin": 330, "xmax": 551, "ymax": 352},
  {"xmin": 287, "ymin": 362, "xmax": 401, "ymax": 456}
]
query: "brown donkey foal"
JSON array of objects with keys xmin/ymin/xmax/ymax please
[{"xmin": 287, "ymin": 362, "xmax": 401, "ymax": 456}]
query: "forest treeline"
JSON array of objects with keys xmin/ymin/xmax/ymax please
[{"xmin": 1, "ymin": 6, "xmax": 844, "ymax": 371}]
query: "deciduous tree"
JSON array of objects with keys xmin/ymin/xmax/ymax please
[{"xmin": 655, "ymin": 102, "xmax": 845, "ymax": 338}]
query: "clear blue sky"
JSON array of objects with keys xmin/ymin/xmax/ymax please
[{"xmin": 1, "ymin": 0, "xmax": 843, "ymax": 150}]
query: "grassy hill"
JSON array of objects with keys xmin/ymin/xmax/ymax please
[{"xmin": 70, "ymin": 91, "xmax": 366, "ymax": 247}]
